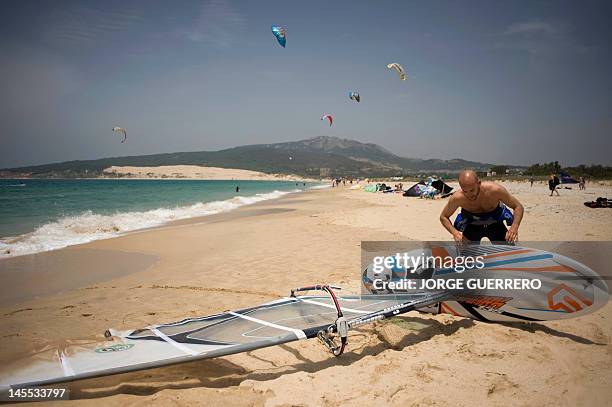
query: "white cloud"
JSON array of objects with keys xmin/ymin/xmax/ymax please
[
  {"xmin": 42, "ymin": 5, "xmax": 142, "ymax": 48},
  {"xmin": 177, "ymin": 0, "xmax": 247, "ymax": 48},
  {"xmin": 503, "ymin": 21, "xmax": 558, "ymax": 36},
  {"xmin": 495, "ymin": 19, "xmax": 592, "ymax": 60}
]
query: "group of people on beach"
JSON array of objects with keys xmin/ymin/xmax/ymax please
[
  {"xmin": 548, "ymin": 174, "xmax": 587, "ymax": 196},
  {"xmin": 530, "ymin": 174, "xmax": 587, "ymax": 195},
  {"xmin": 332, "ymin": 178, "xmax": 353, "ymax": 187}
]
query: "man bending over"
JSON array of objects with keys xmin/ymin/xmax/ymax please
[{"xmin": 440, "ymin": 170, "xmax": 524, "ymax": 244}]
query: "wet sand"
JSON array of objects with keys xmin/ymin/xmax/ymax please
[{"xmin": 0, "ymin": 249, "xmax": 158, "ymax": 306}]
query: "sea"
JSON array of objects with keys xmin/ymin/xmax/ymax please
[{"xmin": 0, "ymin": 179, "xmax": 321, "ymax": 258}]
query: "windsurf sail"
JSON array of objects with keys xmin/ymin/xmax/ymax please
[{"xmin": 0, "ymin": 288, "xmax": 450, "ymax": 390}]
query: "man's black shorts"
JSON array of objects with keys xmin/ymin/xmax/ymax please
[{"xmin": 462, "ymin": 221, "xmax": 511, "ymax": 244}]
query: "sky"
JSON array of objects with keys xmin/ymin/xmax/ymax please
[{"xmin": 1, "ymin": 0, "xmax": 611, "ymax": 168}]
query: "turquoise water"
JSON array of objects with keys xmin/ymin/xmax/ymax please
[{"xmin": 0, "ymin": 179, "xmax": 311, "ymax": 257}]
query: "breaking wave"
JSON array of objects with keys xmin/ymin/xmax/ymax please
[{"xmin": 0, "ymin": 189, "xmax": 297, "ymax": 258}]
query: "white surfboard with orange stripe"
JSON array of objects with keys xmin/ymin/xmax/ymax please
[{"xmin": 362, "ymin": 245, "xmax": 609, "ymax": 322}]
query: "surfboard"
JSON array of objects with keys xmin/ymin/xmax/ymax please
[{"xmin": 363, "ymin": 244, "xmax": 609, "ymax": 322}]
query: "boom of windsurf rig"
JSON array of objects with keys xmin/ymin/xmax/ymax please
[
  {"xmin": 290, "ymin": 285, "xmax": 348, "ymax": 356},
  {"xmin": 289, "ymin": 285, "xmax": 449, "ymax": 356}
]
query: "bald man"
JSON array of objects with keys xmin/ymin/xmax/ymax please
[{"xmin": 440, "ymin": 170, "xmax": 524, "ymax": 244}]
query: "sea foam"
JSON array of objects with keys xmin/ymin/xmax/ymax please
[{"xmin": 0, "ymin": 189, "xmax": 297, "ymax": 258}]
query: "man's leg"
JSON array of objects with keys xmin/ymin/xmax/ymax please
[
  {"xmin": 486, "ymin": 222, "xmax": 513, "ymax": 245},
  {"xmin": 462, "ymin": 225, "xmax": 484, "ymax": 243}
]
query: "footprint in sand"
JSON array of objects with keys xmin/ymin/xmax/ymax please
[
  {"xmin": 413, "ymin": 363, "xmax": 434, "ymax": 383},
  {"xmin": 486, "ymin": 373, "xmax": 518, "ymax": 396},
  {"xmin": 584, "ymin": 322, "xmax": 609, "ymax": 343}
]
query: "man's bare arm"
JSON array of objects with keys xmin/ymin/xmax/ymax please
[
  {"xmin": 440, "ymin": 195, "xmax": 462, "ymax": 239},
  {"xmin": 497, "ymin": 185, "xmax": 524, "ymax": 227},
  {"xmin": 496, "ymin": 185, "xmax": 524, "ymax": 242}
]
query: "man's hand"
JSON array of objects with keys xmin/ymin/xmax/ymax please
[
  {"xmin": 453, "ymin": 231, "xmax": 465, "ymax": 246},
  {"xmin": 506, "ymin": 225, "xmax": 519, "ymax": 243}
]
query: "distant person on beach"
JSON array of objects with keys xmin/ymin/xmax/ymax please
[
  {"xmin": 529, "ymin": 177, "xmax": 534, "ymax": 187},
  {"xmin": 579, "ymin": 176, "xmax": 586, "ymax": 190},
  {"xmin": 549, "ymin": 174, "xmax": 559, "ymax": 196},
  {"xmin": 236, "ymin": 186, "xmax": 240, "ymax": 193},
  {"xmin": 440, "ymin": 170, "xmax": 524, "ymax": 244}
]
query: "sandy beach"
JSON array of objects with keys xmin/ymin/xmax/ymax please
[{"xmin": 1, "ymin": 181, "xmax": 611, "ymax": 406}]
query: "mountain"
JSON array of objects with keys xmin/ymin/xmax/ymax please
[
  {"xmin": 262, "ymin": 136, "xmax": 396, "ymax": 162},
  {"xmin": 1, "ymin": 136, "xmax": 496, "ymax": 178}
]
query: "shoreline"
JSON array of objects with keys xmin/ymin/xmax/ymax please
[
  {"xmin": 1, "ymin": 184, "xmax": 319, "ymax": 259},
  {"xmin": 0, "ymin": 190, "xmax": 320, "ymax": 306}
]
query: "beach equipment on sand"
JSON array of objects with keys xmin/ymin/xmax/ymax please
[
  {"xmin": 559, "ymin": 172, "xmax": 579, "ymax": 184},
  {"xmin": 584, "ymin": 197, "xmax": 612, "ymax": 208},
  {"xmin": 403, "ymin": 178, "xmax": 453, "ymax": 198},
  {"xmin": 1, "ymin": 245, "xmax": 607, "ymax": 389}
]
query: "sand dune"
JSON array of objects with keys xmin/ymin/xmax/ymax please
[{"xmin": 103, "ymin": 165, "xmax": 311, "ymax": 181}]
